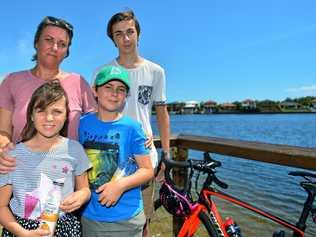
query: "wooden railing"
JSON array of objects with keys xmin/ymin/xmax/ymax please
[
  {"xmin": 154, "ymin": 134, "xmax": 316, "ymax": 171},
  {"xmin": 153, "ymin": 133, "xmax": 316, "ymax": 235}
]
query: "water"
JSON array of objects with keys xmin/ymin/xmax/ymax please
[{"xmin": 152, "ymin": 113, "xmax": 316, "ymax": 236}]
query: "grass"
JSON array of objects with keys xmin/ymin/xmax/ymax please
[{"xmin": 150, "ymin": 206, "xmax": 173, "ymax": 236}]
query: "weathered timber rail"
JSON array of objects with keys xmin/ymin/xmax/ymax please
[
  {"xmin": 154, "ymin": 133, "xmax": 316, "ymax": 171},
  {"xmin": 152, "ymin": 133, "xmax": 316, "ymax": 236}
]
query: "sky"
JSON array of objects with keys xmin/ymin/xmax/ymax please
[{"xmin": 1, "ymin": 0, "xmax": 316, "ymax": 103}]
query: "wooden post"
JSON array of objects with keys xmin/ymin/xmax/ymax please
[{"xmin": 172, "ymin": 146, "xmax": 189, "ymax": 236}]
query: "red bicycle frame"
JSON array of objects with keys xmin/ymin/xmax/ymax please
[
  {"xmin": 178, "ymin": 204, "xmax": 209, "ymax": 237},
  {"xmin": 178, "ymin": 187, "xmax": 304, "ymax": 237}
]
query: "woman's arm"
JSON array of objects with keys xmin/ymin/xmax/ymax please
[
  {"xmin": 0, "ymin": 108, "xmax": 16, "ymax": 174},
  {"xmin": 59, "ymin": 172, "xmax": 91, "ymax": 213},
  {"xmin": 97, "ymin": 155, "xmax": 154, "ymax": 207},
  {"xmin": 0, "ymin": 107, "xmax": 12, "ymax": 143}
]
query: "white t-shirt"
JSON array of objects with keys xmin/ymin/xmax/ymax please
[{"xmin": 93, "ymin": 59, "xmax": 167, "ymax": 167}]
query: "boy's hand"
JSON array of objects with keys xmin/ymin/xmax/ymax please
[
  {"xmin": 60, "ymin": 189, "xmax": 90, "ymax": 213},
  {"xmin": 96, "ymin": 181, "xmax": 124, "ymax": 207},
  {"xmin": 0, "ymin": 143, "xmax": 16, "ymax": 174}
]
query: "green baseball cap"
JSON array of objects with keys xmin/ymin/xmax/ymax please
[{"xmin": 94, "ymin": 65, "xmax": 130, "ymax": 90}]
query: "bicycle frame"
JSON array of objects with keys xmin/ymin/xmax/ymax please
[
  {"xmin": 178, "ymin": 204, "xmax": 209, "ymax": 237},
  {"xmin": 179, "ymin": 186, "xmax": 305, "ymax": 237}
]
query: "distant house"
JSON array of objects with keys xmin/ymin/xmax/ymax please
[
  {"xmin": 241, "ymin": 99, "xmax": 256, "ymax": 110},
  {"xmin": 182, "ymin": 101, "xmax": 199, "ymax": 114},
  {"xmin": 257, "ymin": 100, "xmax": 280, "ymax": 112},
  {"xmin": 220, "ymin": 102, "xmax": 237, "ymax": 112},
  {"xmin": 167, "ymin": 101, "xmax": 184, "ymax": 114},
  {"xmin": 312, "ymin": 99, "xmax": 316, "ymax": 110},
  {"xmin": 204, "ymin": 100, "xmax": 217, "ymax": 114},
  {"xmin": 280, "ymin": 100, "xmax": 299, "ymax": 110}
]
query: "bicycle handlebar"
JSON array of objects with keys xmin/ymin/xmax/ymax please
[{"xmin": 161, "ymin": 152, "xmax": 228, "ymax": 189}]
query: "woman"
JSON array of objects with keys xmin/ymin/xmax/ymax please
[{"xmin": 0, "ymin": 16, "xmax": 96, "ymax": 172}]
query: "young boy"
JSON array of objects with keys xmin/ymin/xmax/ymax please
[{"xmin": 79, "ymin": 65, "xmax": 153, "ymax": 237}]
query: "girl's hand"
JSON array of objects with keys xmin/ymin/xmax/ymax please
[
  {"xmin": 19, "ymin": 228, "xmax": 50, "ymax": 237},
  {"xmin": 60, "ymin": 188, "xmax": 90, "ymax": 213},
  {"xmin": 96, "ymin": 181, "xmax": 124, "ymax": 207}
]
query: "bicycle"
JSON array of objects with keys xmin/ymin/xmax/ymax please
[{"xmin": 154, "ymin": 152, "xmax": 316, "ymax": 237}]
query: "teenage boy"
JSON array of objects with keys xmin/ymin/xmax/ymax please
[
  {"xmin": 79, "ymin": 65, "xmax": 154, "ymax": 237},
  {"xmin": 93, "ymin": 10, "xmax": 170, "ymax": 236}
]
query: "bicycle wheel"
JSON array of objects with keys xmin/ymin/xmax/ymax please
[{"xmin": 198, "ymin": 210, "xmax": 222, "ymax": 237}]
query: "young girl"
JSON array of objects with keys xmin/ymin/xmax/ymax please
[{"xmin": 0, "ymin": 81, "xmax": 91, "ymax": 237}]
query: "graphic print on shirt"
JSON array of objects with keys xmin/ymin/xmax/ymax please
[
  {"xmin": 82, "ymin": 131, "xmax": 120, "ymax": 190},
  {"xmin": 138, "ymin": 85, "xmax": 153, "ymax": 105}
]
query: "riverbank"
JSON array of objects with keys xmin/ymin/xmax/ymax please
[{"xmin": 168, "ymin": 110, "xmax": 316, "ymax": 115}]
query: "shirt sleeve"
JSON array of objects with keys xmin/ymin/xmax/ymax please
[
  {"xmin": 78, "ymin": 116, "xmax": 86, "ymax": 145},
  {"xmin": 71, "ymin": 140, "xmax": 92, "ymax": 176},
  {"xmin": 0, "ymin": 74, "xmax": 14, "ymax": 111},
  {"xmin": 80, "ymin": 76, "xmax": 97, "ymax": 114},
  {"xmin": 131, "ymin": 122, "xmax": 149, "ymax": 157},
  {"xmin": 152, "ymin": 67, "xmax": 167, "ymax": 105}
]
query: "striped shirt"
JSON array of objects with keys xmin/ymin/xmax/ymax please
[{"xmin": 0, "ymin": 137, "xmax": 91, "ymax": 219}]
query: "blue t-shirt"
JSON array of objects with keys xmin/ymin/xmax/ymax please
[{"xmin": 79, "ymin": 113, "xmax": 149, "ymax": 222}]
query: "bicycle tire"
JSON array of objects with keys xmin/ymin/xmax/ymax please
[{"xmin": 198, "ymin": 211, "xmax": 222, "ymax": 237}]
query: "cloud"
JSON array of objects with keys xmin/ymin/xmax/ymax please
[{"xmin": 286, "ymin": 85, "xmax": 316, "ymax": 94}]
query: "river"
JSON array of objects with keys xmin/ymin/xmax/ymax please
[{"xmin": 152, "ymin": 113, "xmax": 316, "ymax": 236}]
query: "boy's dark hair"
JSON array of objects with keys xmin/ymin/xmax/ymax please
[
  {"xmin": 32, "ymin": 16, "xmax": 74, "ymax": 61},
  {"xmin": 107, "ymin": 10, "xmax": 141, "ymax": 42},
  {"xmin": 20, "ymin": 80, "xmax": 69, "ymax": 142}
]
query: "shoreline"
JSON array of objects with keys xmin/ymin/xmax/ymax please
[{"xmin": 167, "ymin": 111, "xmax": 316, "ymax": 115}]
